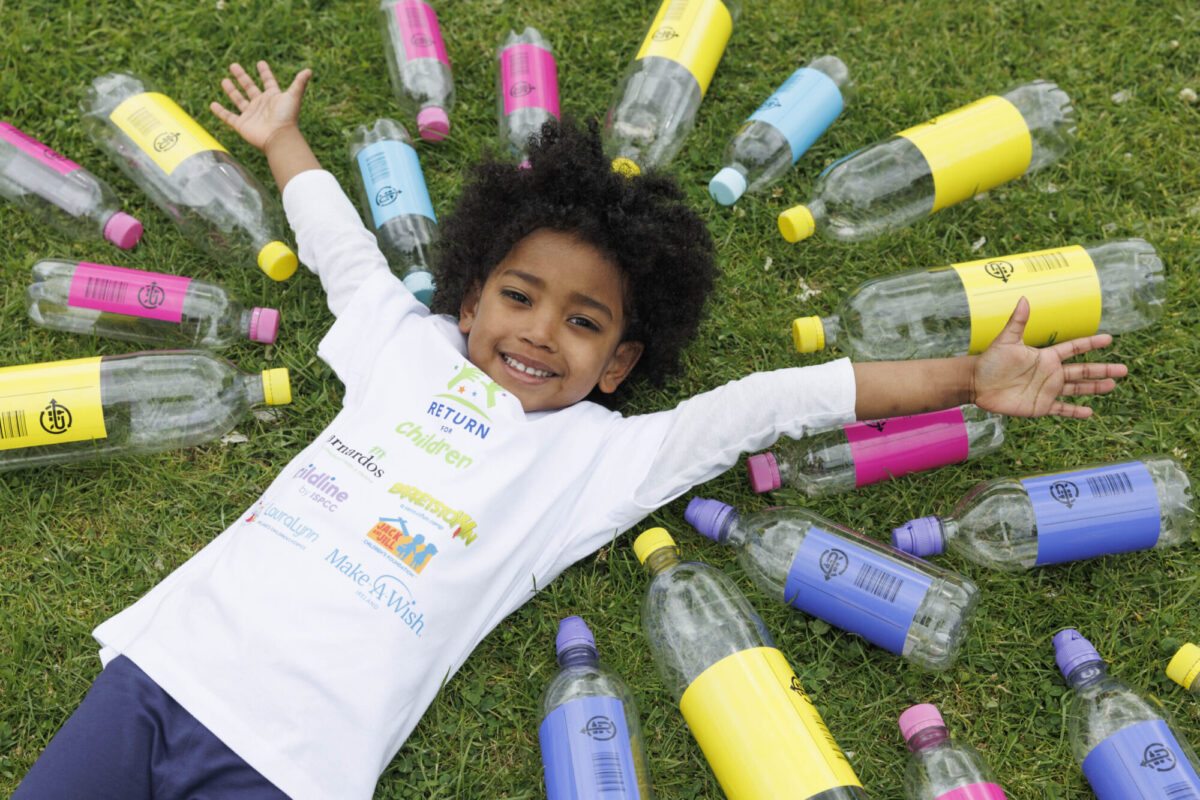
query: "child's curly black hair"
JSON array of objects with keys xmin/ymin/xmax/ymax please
[{"xmin": 430, "ymin": 116, "xmax": 717, "ymax": 407}]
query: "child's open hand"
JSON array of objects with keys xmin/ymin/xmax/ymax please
[
  {"xmin": 972, "ymin": 297, "xmax": 1128, "ymax": 418},
  {"xmin": 209, "ymin": 60, "xmax": 312, "ymax": 153}
]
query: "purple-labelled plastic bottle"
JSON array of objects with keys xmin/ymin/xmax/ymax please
[
  {"xmin": 496, "ymin": 27, "xmax": 560, "ymax": 167},
  {"xmin": 538, "ymin": 616, "xmax": 652, "ymax": 799},
  {"xmin": 378, "ymin": 0, "xmax": 455, "ymax": 141},
  {"xmin": 899, "ymin": 704, "xmax": 1008, "ymax": 799},
  {"xmin": 1056, "ymin": 628, "xmax": 1200, "ymax": 800},
  {"xmin": 0, "ymin": 121, "xmax": 142, "ymax": 249}
]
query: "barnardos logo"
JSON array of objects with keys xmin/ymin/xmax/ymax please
[
  {"xmin": 388, "ymin": 482, "xmax": 478, "ymax": 546},
  {"xmin": 324, "ymin": 433, "xmax": 386, "ymax": 478}
]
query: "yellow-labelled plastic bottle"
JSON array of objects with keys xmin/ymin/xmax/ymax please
[
  {"xmin": 634, "ymin": 527, "xmax": 865, "ymax": 800},
  {"xmin": 1168, "ymin": 643, "xmax": 1200, "ymax": 694}
]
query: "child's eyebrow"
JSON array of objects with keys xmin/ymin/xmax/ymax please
[{"xmin": 502, "ymin": 269, "xmax": 615, "ymax": 321}]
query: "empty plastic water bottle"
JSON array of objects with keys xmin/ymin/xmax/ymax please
[
  {"xmin": 792, "ymin": 239, "xmax": 1164, "ymax": 360},
  {"xmin": 81, "ymin": 73, "xmax": 297, "ymax": 281},
  {"xmin": 378, "ymin": 0, "xmax": 454, "ymax": 141},
  {"xmin": 778, "ymin": 80, "xmax": 1074, "ymax": 243},
  {"xmin": 685, "ymin": 499, "xmax": 978, "ymax": 671},
  {"xmin": 605, "ymin": 0, "xmax": 743, "ymax": 174},
  {"xmin": 1056, "ymin": 628, "xmax": 1200, "ymax": 799},
  {"xmin": 747, "ymin": 405, "xmax": 1004, "ymax": 497},
  {"xmin": 0, "ymin": 121, "xmax": 143, "ymax": 249},
  {"xmin": 26, "ymin": 259, "xmax": 279, "ymax": 348},
  {"xmin": 892, "ymin": 455, "xmax": 1194, "ymax": 570},
  {"xmin": 347, "ymin": 118, "xmax": 437, "ymax": 304},
  {"xmin": 709, "ymin": 55, "xmax": 850, "ymax": 205},
  {"xmin": 496, "ymin": 27, "xmax": 560, "ymax": 167},
  {"xmin": 635, "ymin": 527, "xmax": 865, "ymax": 799},
  {"xmin": 1168, "ymin": 643, "xmax": 1200, "ymax": 695},
  {"xmin": 538, "ymin": 616, "xmax": 652, "ymax": 799},
  {"xmin": 899, "ymin": 704, "xmax": 1009, "ymax": 800},
  {"xmin": 0, "ymin": 350, "xmax": 290, "ymax": 472}
]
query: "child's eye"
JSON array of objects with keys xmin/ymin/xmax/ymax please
[
  {"xmin": 500, "ymin": 289, "xmax": 530, "ymax": 305},
  {"xmin": 569, "ymin": 316, "xmax": 600, "ymax": 331}
]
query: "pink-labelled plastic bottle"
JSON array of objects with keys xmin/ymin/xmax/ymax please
[
  {"xmin": 496, "ymin": 27, "xmax": 560, "ymax": 167},
  {"xmin": 899, "ymin": 704, "xmax": 1008, "ymax": 799},
  {"xmin": 0, "ymin": 121, "xmax": 142, "ymax": 249},
  {"xmin": 378, "ymin": 0, "xmax": 455, "ymax": 141}
]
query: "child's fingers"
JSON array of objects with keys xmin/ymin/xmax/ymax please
[
  {"xmin": 1050, "ymin": 332, "xmax": 1113, "ymax": 361},
  {"xmin": 220, "ymin": 77, "xmax": 249, "ymax": 111},
  {"xmin": 991, "ymin": 297, "xmax": 1031, "ymax": 346},
  {"xmin": 231, "ymin": 61, "xmax": 263, "ymax": 100},
  {"xmin": 1062, "ymin": 361, "xmax": 1127, "ymax": 382},
  {"xmin": 209, "ymin": 100, "xmax": 237, "ymax": 126},
  {"xmin": 286, "ymin": 68, "xmax": 313, "ymax": 99},
  {"xmin": 1048, "ymin": 400, "xmax": 1095, "ymax": 419},
  {"xmin": 256, "ymin": 60, "xmax": 279, "ymax": 93},
  {"xmin": 1061, "ymin": 378, "xmax": 1117, "ymax": 396}
]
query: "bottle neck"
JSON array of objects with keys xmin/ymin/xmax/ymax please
[
  {"xmin": 240, "ymin": 372, "xmax": 266, "ymax": 407},
  {"xmin": 643, "ymin": 546, "xmax": 681, "ymax": 576},
  {"xmin": 717, "ymin": 511, "xmax": 743, "ymax": 546},
  {"xmin": 938, "ymin": 516, "xmax": 957, "ymax": 545},
  {"xmin": 558, "ymin": 645, "xmax": 599, "ymax": 668},
  {"xmin": 907, "ymin": 726, "xmax": 950, "ymax": 753},
  {"xmin": 822, "ymin": 314, "xmax": 840, "ymax": 349},
  {"xmin": 1067, "ymin": 661, "xmax": 1108, "ymax": 691}
]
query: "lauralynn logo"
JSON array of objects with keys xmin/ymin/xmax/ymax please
[
  {"xmin": 1140, "ymin": 742, "xmax": 1177, "ymax": 772},
  {"xmin": 368, "ymin": 517, "xmax": 438, "ymax": 573},
  {"xmin": 435, "ymin": 363, "xmax": 507, "ymax": 420},
  {"xmin": 40, "ymin": 399, "xmax": 72, "ymax": 434}
]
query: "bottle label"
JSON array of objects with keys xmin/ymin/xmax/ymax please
[
  {"xmin": 391, "ymin": 1, "xmax": 450, "ymax": 65},
  {"xmin": 845, "ymin": 407, "xmax": 969, "ymax": 488},
  {"xmin": 1082, "ymin": 720, "xmax": 1200, "ymax": 799},
  {"xmin": 538, "ymin": 695, "xmax": 641, "ymax": 799},
  {"xmin": 679, "ymin": 647, "xmax": 862, "ymax": 799},
  {"xmin": 67, "ymin": 262, "xmax": 191, "ymax": 323},
  {"xmin": 501, "ymin": 44, "xmax": 560, "ymax": 117},
  {"xmin": 109, "ymin": 92, "xmax": 228, "ymax": 176},
  {"xmin": 1025, "ymin": 461, "xmax": 1162, "ymax": 565},
  {"xmin": 0, "ymin": 122, "xmax": 82, "ymax": 175},
  {"xmin": 748, "ymin": 68, "xmax": 844, "ymax": 163},
  {"xmin": 0, "ymin": 357, "xmax": 107, "ymax": 450},
  {"xmin": 948, "ymin": 245, "xmax": 1102, "ymax": 353},
  {"xmin": 355, "ymin": 140, "xmax": 437, "ymax": 229},
  {"xmin": 935, "ymin": 784, "xmax": 1008, "ymax": 800},
  {"xmin": 634, "ymin": 0, "xmax": 733, "ymax": 96},
  {"xmin": 784, "ymin": 528, "xmax": 932, "ymax": 654},
  {"xmin": 896, "ymin": 95, "xmax": 1032, "ymax": 212}
]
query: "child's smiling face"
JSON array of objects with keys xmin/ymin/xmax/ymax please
[{"xmin": 458, "ymin": 229, "xmax": 644, "ymax": 413}]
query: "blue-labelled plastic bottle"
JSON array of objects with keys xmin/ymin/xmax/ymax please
[
  {"xmin": 1056, "ymin": 628, "xmax": 1200, "ymax": 799},
  {"xmin": 685, "ymin": 498, "xmax": 978, "ymax": 671},
  {"xmin": 347, "ymin": 118, "xmax": 437, "ymax": 305},
  {"xmin": 709, "ymin": 55, "xmax": 850, "ymax": 206},
  {"xmin": 898, "ymin": 704, "xmax": 1009, "ymax": 799},
  {"xmin": 538, "ymin": 616, "xmax": 652, "ymax": 799},
  {"xmin": 892, "ymin": 455, "xmax": 1194, "ymax": 570},
  {"xmin": 634, "ymin": 527, "xmax": 866, "ymax": 799}
]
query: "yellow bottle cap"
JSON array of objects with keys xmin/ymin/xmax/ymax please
[
  {"xmin": 261, "ymin": 368, "xmax": 292, "ymax": 406},
  {"xmin": 792, "ymin": 316, "xmax": 826, "ymax": 353},
  {"xmin": 258, "ymin": 241, "xmax": 298, "ymax": 281},
  {"xmin": 778, "ymin": 205, "xmax": 816, "ymax": 243},
  {"xmin": 633, "ymin": 527, "xmax": 676, "ymax": 564},
  {"xmin": 1167, "ymin": 642, "xmax": 1200, "ymax": 690},
  {"xmin": 611, "ymin": 157, "xmax": 641, "ymax": 178}
]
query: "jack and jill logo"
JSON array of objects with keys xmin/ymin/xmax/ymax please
[
  {"xmin": 1140, "ymin": 742, "xmax": 1177, "ymax": 772},
  {"xmin": 39, "ymin": 399, "xmax": 72, "ymax": 434},
  {"xmin": 819, "ymin": 548, "xmax": 848, "ymax": 581},
  {"xmin": 1049, "ymin": 480, "xmax": 1080, "ymax": 509},
  {"xmin": 984, "ymin": 261, "xmax": 1015, "ymax": 283},
  {"xmin": 368, "ymin": 517, "xmax": 438, "ymax": 573}
]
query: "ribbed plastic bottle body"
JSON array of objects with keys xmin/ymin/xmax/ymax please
[
  {"xmin": 769, "ymin": 405, "xmax": 1004, "ymax": 496},
  {"xmin": 496, "ymin": 28, "xmax": 558, "ymax": 163},
  {"xmin": 26, "ymin": 259, "xmax": 252, "ymax": 348},
  {"xmin": 903, "ymin": 732, "xmax": 1001, "ymax": 799},
  {"xmin": 0, "ymin": 351, "xmax": 267, "ymax": 472},
  {"xmin": 378, "ymin": 0, "xmax": 455, "ymax": 122},
  {"xmin": 824, "ymin": 238, "xmax": 1165, "ymax": 361}
]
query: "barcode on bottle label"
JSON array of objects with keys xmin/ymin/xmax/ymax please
[
  {"xmin": 0, "ymin": 409, "xmax": 28, "ymax": 440},
  {"xmin": 662, "ymin": 0, "xmax": 689, "ymax": 22},
  {"xmin": 1022, "ymin": 250, "xmax": 1073, "ymax": 273},
  {"xmin": 592, "ymin": 752, "xmax": 628, "ymax": 795},
  {"xmin": 1086, "ymin": 471, "xmax": 1134, "ymax": 498},
  {"xmin": 1165, "ymin": 784, "xmax": 1200, "ymax": 799},
  {"xmin": 67, "ymin": 263, "xmax": 190, "ymax": 322},
  {"xmin": 539, "ymin": 696, "xmax": 639, "ymax": 799},
  {"xmin": 363, "ymin": 151, "xmax": 393, "ymax": 185},
  {"xmin": 122, "ymin": 105, "xmax": 165, "ymax": 138},
  {"xmin": 83, "ymin": 276, "xmax": 131, "ymax": 305},
  {"xmin": 853, "ymin": 563, "xmax": 903, "ymax": 603}
]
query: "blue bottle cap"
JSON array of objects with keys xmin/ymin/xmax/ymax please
[
  {"xmin": 1054, "ymin": 628, "xmax": 1103, "ymax": 680},
  {"xmin": 891, "ymin": 516, "xmax": 945, "ymax": 556},
  {"xmin": 709, "ymin": 167, "xmax": 748, "ymax": 206},
  {"xmin": 403, "ymin": 270, "xmax": 436, "ymax": 307},
  {"xmin": 684, "ymin": 497, "xmax": 735, "ymax": 542},
  {"xmin": 556, "ymin": 616, "xmax": 596, "ymax": 657}
]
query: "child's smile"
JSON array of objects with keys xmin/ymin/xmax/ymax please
[{"xmin": 458, "ymin": 228, "xmax": 643, "ymax": 413}]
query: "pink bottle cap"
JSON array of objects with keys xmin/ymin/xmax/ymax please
[
  {"xmin": 104, "ymin": 212, "xmax": 144, "ymax": 249},
  {"xmin": 417, "ymin": 107, "xmax": 450, "ymax": 141},
  {"xmin": 898, "ymin": 703, "xmax": 945, "ymax": 742},
  {"xmin": 746, "ymin": 453, "xmax": 781, "ymax": 493},
  {"xmin": 249, "ymin": 307, "xmax": 280, "ymax": 344}
]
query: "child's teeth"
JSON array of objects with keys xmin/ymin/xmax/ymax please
[{"xmin": 505, "ymin": 355, "xmax": 551, "ymax": 377}]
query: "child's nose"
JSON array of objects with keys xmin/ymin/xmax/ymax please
[{"xmin": 521, "ymin": 310, "xmax": 557, "ymax": 351}]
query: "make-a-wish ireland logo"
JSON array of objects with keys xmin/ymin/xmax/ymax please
[{"xmin": 435, "ymin": 363, "xmax": 508, "ymax": 420}]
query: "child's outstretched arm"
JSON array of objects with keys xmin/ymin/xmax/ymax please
[
  {"xmin": 209, "ymin": 60, "xmax": 320, "ymax": 191},
  {"xmin": 852, "ymin": 297, "xmax": 1127, "ymax": 419}
]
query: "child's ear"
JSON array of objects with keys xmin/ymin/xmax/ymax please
[
  {"xmin": 458, "ymin": 282, "xmax": 482, "ymax": 334},
  {"xmin": 597, "ymin": 341, "xmax": 644, "ymax": 394}
]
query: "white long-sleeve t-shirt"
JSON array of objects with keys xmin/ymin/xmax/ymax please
[{"xmin": 92, "ymin": 170, "xmax": 857, "ymax": 800}]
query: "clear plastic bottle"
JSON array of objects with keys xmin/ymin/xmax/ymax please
[
  {"xmin": 898, "ymin": 703, "xmax": 1009, "ymax": 800},
  {"xmin": 709, "ymin": 55, "xmax": 850, "ymax": 206},
  {"xmin": 0, "ymin": 350, "xmax": 290, "ymax": 472},
  {"xmin": 1056, "ymin": 628, "xmax": 1200, "ymax": 799},
  {"xmin": 1168, "ymin": 643, "xmax": 1200, "ymax": 695},
  {"xmin": 80, "ymin": 72, "xmax": 297, "ymax": 282},
  {"xmin": 792, "ymin": 239, "xmax": 1165, "ymax": 361},
  {"xmin": 496, "ymin": 27, "xmax": 560, "ymax": 167},
  {"xmin": 378, "ymin": 0, "xmax": 454, "ymax": 141},
  {"xmin": 778, "ymin": 80, "xmax": 1075, "ymax": 243},
  {"xmin": 747, "ymin": 405, "xmax": 1004, "ymax": 497},
  {"xmin": 0, "ymin": 121, "xmax": 143, "ymax": 249},
  {"xmin": 891, "ymin": 455, "xmax": 1194, "ymax": 570},
  {"xmin": 604, "ymin": 0, "xmax": 743, "ymax": 175},
  {"xmin": 685, "ymin": 499, "xmax": 978, "ymax": 671},
  {"xmin": 26, "ymin": 259, "xmax": 279, "ymax": 348},
  {"xmin": 538, "ymin": 616, "xmax": 653, "ymax": 799},
  {"xmin": 634, "ymin": 527, "xmax": 866, "ymax": 800},
  {"xmin": 347, "ymin": 118, "xmax": 437, "ymax": 305}
]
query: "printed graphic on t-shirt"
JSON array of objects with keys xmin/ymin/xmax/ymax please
[{"xmin": 394, "ymin": 362, "xmax": 509, "ymax": 471}]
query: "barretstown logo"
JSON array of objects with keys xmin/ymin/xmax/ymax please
[{"xmin": 388, "ymin": 482, "xmax": 478, "ymax": 545}]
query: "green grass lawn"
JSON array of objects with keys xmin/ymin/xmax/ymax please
[{"xmin": 2, "ymin": 0, "xmax": 1199, "ymax": 797}]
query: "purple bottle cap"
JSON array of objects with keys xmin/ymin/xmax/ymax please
[
  {"xmin": 248, "ymin": 307, "xmax": 280, "ymax": 344},
  {"xmin": 684, "ymin": 497, "xmax": 735, "ymax": 542},
  {"xmin": 556, "ymin": 616, "xmax": 596, "ymax": 657},
  {"xmin": 104, "ymin": 212, "xmax": 144, "ymax": 249},
  {"xmin": 898, "ymin": 703, "xmax": 945, "ymax": 742},
  {"xmin": 417, "ymin": 107, "xmax": 450, "ymax": 141},
  {"xmin": 1054, "ymin": 628, "xmax": 1103, "ymax": 680},
  {"xmin": 746, "ymin": 453, "xmax": 781, "ymax": 493},
  {"xmin": 891, "ymin": 516, "xmax": 945, "ymax": 556}
]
